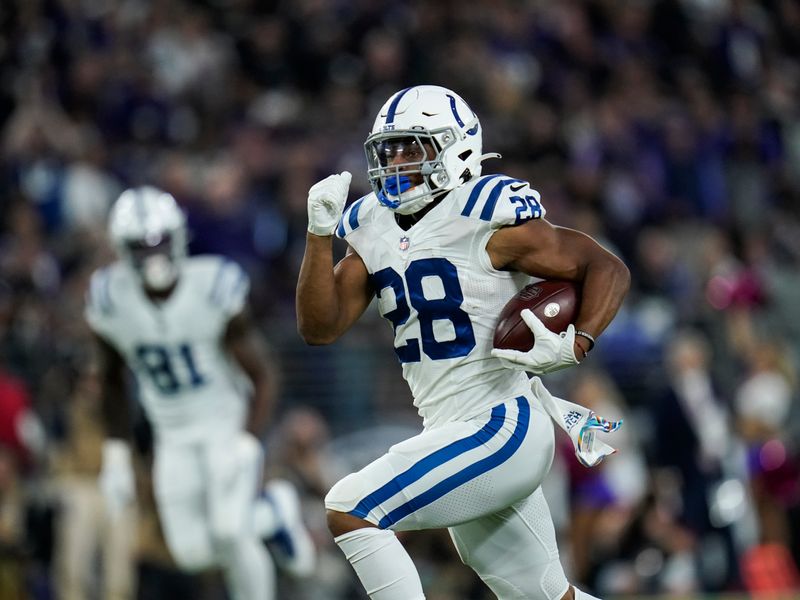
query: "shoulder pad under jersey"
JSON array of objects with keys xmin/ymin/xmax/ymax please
[
  {"xmin": 186, "ymin": 255, "xmax": 251, "ymax": 317},
  {"xmin": 336, "ymin": 194, "xmax": 375, "ymax": 239},
  {"xmin": 456, "ymin": 174, "xmax": 546, "ymax": 229}
]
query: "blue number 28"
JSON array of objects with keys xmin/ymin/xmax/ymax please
[
  {"xmin": 510, "ymin": 194, "xmax": 542, "ymax": 225},
  {"xmin": 371, "ymin": 258, "xmax": 476, "ymax": 363}
]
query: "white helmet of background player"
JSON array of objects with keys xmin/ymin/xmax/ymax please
[
  {"xmin": 365, "ymin": 85, "xmax": 499, "ymax": 215},
  {"xmin": 108, "ymin": 186, "xmax": 187, "ymax": 291}
]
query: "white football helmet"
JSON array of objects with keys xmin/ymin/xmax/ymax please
[
  {"xmin": 365, "ymin": 85, "xmax": 497, "ymax": 215},
  {"xmin": 108, "ymin": 186, "xmax": 187, "ymax": 291}
]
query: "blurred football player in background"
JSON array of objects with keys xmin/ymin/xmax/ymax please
[
  {"xmin": 296, "ymin": 85, "xmax": 630, "ymax": 599},
  {"xmin": 85, "ymin": 187, "xmax": 315, "ymax": 600}
]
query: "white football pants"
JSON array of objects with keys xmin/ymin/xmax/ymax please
[
  {"xmin": 326, "ymin": 394, "xmax": 570, "ymax": 599},
  {"xmin": 153, "ymin": 432, "xmax": 275, "ymax": 600}
]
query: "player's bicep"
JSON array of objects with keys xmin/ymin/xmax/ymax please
[
  {"xmin": 332, "ymin": 247, "xmax": 375, "ymax": 334},
  {"xmin": 92, "ymin": 333, "xmax": 131, "ymax": 438},
  {"xmin": 488, "ymin": 219, "xmax": 596, "ymax": 281},
  {"xmin": 224, "ymin": 310, "xmax": 269, "ymax": 372},
  {"xmin": 224, "ymin": 309, "xmax": 275, "ymax": 390},
  {"xmin": 94, "ymin": 333, "xmax": 126, "ymax": 384}
]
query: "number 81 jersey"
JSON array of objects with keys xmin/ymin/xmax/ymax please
[
  {"xmin": 337, "ymin": 174, "xmax": 546, "ymax": 429},
  {"xmin": 84, "ymin": 256, "xmax": 251, "ymax": 443}
]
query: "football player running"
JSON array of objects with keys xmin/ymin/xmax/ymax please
[
  {"xmin": 86, "ymin": 187, "xmax": 315, "ymax": 600},
  {"xmin": 297, "ymin": 85, "xmax": 630, "ymax": 599}
]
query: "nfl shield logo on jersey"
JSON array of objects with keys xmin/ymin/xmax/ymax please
[{"xmin": 399, "ymin": 236, "xmax": 410, "ymax": 251}]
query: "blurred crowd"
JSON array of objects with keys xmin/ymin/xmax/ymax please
[{"xmin": 1, "ymin": 0, "xmax": 800, "ymax": 598}]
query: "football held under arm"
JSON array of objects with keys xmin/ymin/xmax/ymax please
[{"xmin": 487, "ymin": 218, "xmax": 631, "ymax": 354}]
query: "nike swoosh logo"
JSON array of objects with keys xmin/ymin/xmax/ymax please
[{"xmin": 509, "ymin": 183, "xmax": 526, "ymax": 192}]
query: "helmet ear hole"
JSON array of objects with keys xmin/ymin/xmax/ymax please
[{"xmin": 458, "ymin": 150, "xmax": 473, "ymax": 161}]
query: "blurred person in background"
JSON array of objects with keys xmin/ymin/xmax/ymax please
[
  {"xmin": 297, "ymin": 84, "xmax": 629, "ymax": 600},
  {"xmin": 0, "ymin": 444, "xmax": 25, "ymax": 600},
  {"xmin": 266, "ymin": 407, "xmax": 368, "ymax": 599},
  {"xmin": 2, "ymin": 0, "xmax": 800, "ymax": 597},
  {"xmin": 734, "ymin": 337, "xmax": 800, "ymax": 593},
  {"xmin": 84, "ymin": 187, "xmax": 315, "ymax": 600},
  {"xmin": 0, "ymin": 362, "xmax": 46, "ymax": 474},
  {"xmin": 558, "ymin": 370, "xmax": 646, "ymax": 591},
  {"xmin": 51, "ymin": 361, "xmax": 135, "ymax": 600},
  {"xmin": 651, "ymin": 329, "xmax": 741, "ymax": 591},
  {"xmin": 132, "ymin": 410, "xmax": 230, "ymax": 600}
]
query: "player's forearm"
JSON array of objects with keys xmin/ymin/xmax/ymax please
[
  {"xmin": 96, "ymin": 338, "xmax": 132, "ymax": 441},
  {"xmin": 296, "ymin": 234, "xmax": 343, "ymax": 344},
  {"xmin": 240, "ymin": 357, "xmax": 274, "ymax": 437},
  {"xmin": 574, "ymin": 252, "xmax": 630, "ymax": 339},
  {"xmin": 225, "ymin": 313, "xmax": 277, "ymax": 436},
  {"xmin": 101, "ymin": 379, "xmax": 131, "ymax": 440},
  {"xmin": 245, "ymin": 384, "xmax": 272, "ymax": 437}
]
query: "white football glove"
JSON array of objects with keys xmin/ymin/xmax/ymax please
[
  {"xmin": 491, "ymin": 308, "xmax": 579, "ymax": 374},
  {"xmin": 99, "ymin": 439, "xmax": 135, "ymax": 518},
  {"xmin": 307, "ymin": 171, "xmax": 352, "ymax": 236}
]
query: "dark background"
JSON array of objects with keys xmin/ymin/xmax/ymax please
[{"xmin": 1, "ymin": 0, "xmax": 799, "ymax": 598}]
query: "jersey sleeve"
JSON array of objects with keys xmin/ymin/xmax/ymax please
[
  {"xmin": 206, "ymin": 259, "xmax": 251, "ymax": 318},
  {"xmin": 335, "ymin": 194, "xmax": 370, "ymax": 240},
  {"xmin": 84, "ymin": 267, "xmax": 116, "ymax": 337},
  {"xmin": 458, "ymin": 175, "xmax": 546, "ymax": 229}
]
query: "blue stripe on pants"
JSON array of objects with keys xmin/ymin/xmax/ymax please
[
  {"xmin": 378, "ymin": 397, "xmax": 530, "ymax": 529},
  {"xmin": 348, "ymin": 403, "xmax": 508, "ymax": 520}
]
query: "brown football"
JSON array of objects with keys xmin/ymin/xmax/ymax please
[{"xmin": 493, "ymin": 280, "xmax": 581, "ymax": 352}]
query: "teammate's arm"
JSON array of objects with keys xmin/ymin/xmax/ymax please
[
  {"xmin": 296, "ymin": 239, "xmax": 374, "ymax": 345},
  {"xmin": 94, "ymin": 332, "xmax": 136, "ymax": 516},
  {"xmin": 224, "ymin": 307, "xmax": 275, "ymax": 437},
  {"xmin": 488, "ymin": 218, "xmax": 630, "ymax": 353},
  {"xmin": 95, "ymin": 333, "xmax": 132, "ymax": 440}
]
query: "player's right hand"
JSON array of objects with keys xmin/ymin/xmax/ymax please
[
  {"xmin": 307, "ymin": 171, "xmax": 352, "ymax": 236},
  {"xmin": 99, "ymin": 439, "xmax": 135, "ymax": 518}
]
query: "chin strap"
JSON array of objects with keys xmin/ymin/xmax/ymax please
[{"xmin": 391, "ymin": 182, "xmax": 437, "ymax": 215}]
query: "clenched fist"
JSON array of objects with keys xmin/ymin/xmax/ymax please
[{"xmin": 307, "ymin": 171, "xmax": 352, "ymax": 236}]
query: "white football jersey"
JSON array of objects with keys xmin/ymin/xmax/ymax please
[
  {"xmin": 337, "ymin": 173, "xmax": 546, "ymax": 428},
  {"xmin": 85, "ymin": 255, "xmax": 252, "ymax": 444}
]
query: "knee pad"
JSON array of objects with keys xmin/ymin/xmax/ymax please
[
  {"xmin": 234, "ymin": 431, "xmax": 262, "ymax": 471},
  {"xmin": 169, "ymin": 540, "xmax": 216, "ymax": 572},
  {"xmin": 574, "ymin": 587, "xmax": 602, "ymax": 600},
  {"xmin": 449, "ymin": 489, "xmax": 569, "ymax": 600},
  {"xmin": 475, "ymin": 561, "xmax": 568, "ymax": 600},
  {"xmin": 207, "ymin": 432, "xmax": 263, "ymax": 543},
  {"xmin": 209, "ymin": 521, "xmax": 242, "ymax": 551},
  {"xmin": 211, "ymin": 534, "xmax": 245, "ymax": 563},
  {"xmin": 325, "ymin": 472, "xmax": 370, "ymax": 515}
]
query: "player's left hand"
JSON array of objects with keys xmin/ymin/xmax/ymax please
[{"xmin": 491, "ymin": 308, "xmax": 579, "ymax": 374}]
